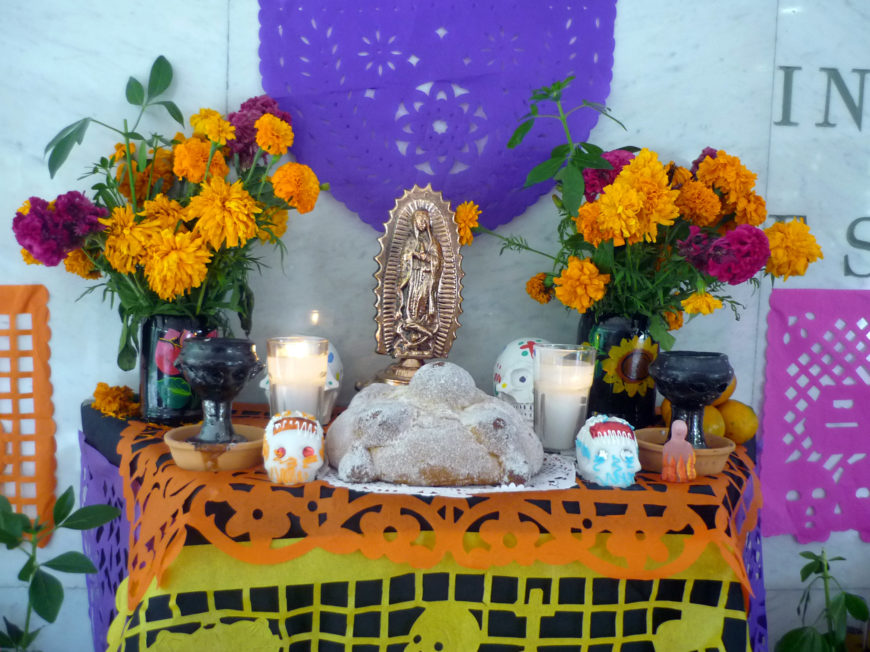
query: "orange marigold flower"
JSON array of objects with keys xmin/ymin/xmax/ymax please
[
  {"xmin": 574, "ymin": 201, "xmax": 607, "ymax": 247},
  {"xmin": 676, "ymin": 179, "xmax": 722, "ymax": 227},
  {"xmin": 553, "ymin": 256, "xmax": 610, "ymax": 313},
  {"xmin": 110, "ymin": 142, "xmax": 135, "ymax": 163},
  {"xmin": 663, "ymin": 309, "xmax": 684, "ymax": 331},
  {"xmin": 764, "ymin": 219, "xmax": 823, "ymax": 280},
  {"xmin": 271, "ymin": 162, "xmax": 321, "ymax": 214},
  {"xmin": 681, "ymin": 291, "xmax": 722, "ymax": 315},
  {"xmin": 100, "ymin": 205, "xmax": 147, "ymax": 274},
  {"xmin": 255, "ymin": 113, "xmax": 295, "ymax": 156},
  {"xmin": 172, "ymin": 137, "xmax": 229, "ymax": 184},
  {"xmin": 189, "ymin": 177, "xmax": 261, "ymax": 249},
  {"xmin": 615, "ymin": 148, "xmax": 680, "ymax": 243},
  {"xmin": 258, "ymin": 208, "xmax": 289, "ymax": 242},
  {"xmin": 190, "ymin": 108, "xmax": 236, "ymax": 145},
  {"xmin": 63, "ymin": 249, "xmax": 101, "ymax": 279},
  {"xmin": 455, "ymin": 201, "xmax": 481, "ymax": 246},
  {"xmin": 141, "ymin": 193, "xmax": 185, "ymax": 231},
  {"xmin": 526, "ymin": 272, "xmax": 554, "ymax": 304},
  {"xmin": 670, "ymin": 165, "xmax": 693, "ymax": 188},
  {"xmin": 596, "ymin": 181, "xmax": 642, "ymax": 246},
  {"xmin": 21, "ymin": 248, "xmax": 41, "ymax": 265},
  {"xmin": 696, "ymin": 150, "xmax": 757, "ymax": 206},
  {"xmin": 734, "ymin": 190, "xmax": 767, "ymax": 227},
  {"xmin": 143, "ymin": 230, "xmax": 212, "ymax": 301},
  {"xmin": 92, "ymin": 382, "xmax": 140, "ymax": 419}
]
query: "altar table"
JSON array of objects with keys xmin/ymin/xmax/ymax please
[{"xmin": 79, "ymin": 404, "xmax": 767, "ymax": 651}]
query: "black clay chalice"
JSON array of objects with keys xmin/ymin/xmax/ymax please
[
  {"xmin": 175, "ymin": 338, "xmax": 265, "ymax": 444},
  {"xmin": 649, "ymin": 351, "xmax": 733, "ymax": 449}
]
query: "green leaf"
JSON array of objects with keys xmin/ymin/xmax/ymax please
[
  {"xmin": 0, "ymin": 510, "xmax": 29, "ymax": 546},
  {"xmin": 125, "ymin": 76, "xmax": 145, "ymax": 106},
  {"xmin": 59, "ymin": 504, "xmax": 120, "ymax": 530},
  {"xmin": 147, "ymin": 55, "xmax": 173, "ymax": 98},
  {"xmin": 44, "ymin": 117, "xmax": 88, "ymax": 155},
  {"xmin": 524, "ymin": 156, "xmax": 564, "ymax": 188},
  {"xmin": 43, "ymin": 551, "xmax": 97, "ymax": 574},
  {"xmin": 2, "ymin": 618, "xmax": 23, "ymax": 645},
  {"xmin": 829, "ymin": 592, "xmax": 848, "ymax": 643},
  {"xmin": 0, "ymin": 629, "xmax": 15, "ymax": 647},
  {"xmin": 800, "ymin": 551, "xmax": 822, "ymax": 561},
  {"xmin": 558, "ymin": 162, "xmax": 586, "ymax": 217},
  {"xmin": 649, "ymin": 317, "xmax": 676, "ymax": 351},
  {"xmin": 507, "ymin": 119, "xmax": 534, "ymax": 149},
  {"xmin": 844, "ymin": 592, "xmax": 870, "ymax": 621},
  {"xmin": 0, "ymin": 495, "xmax": 10, "ymax": 513},
  {"xmin": 17, "ymin": 555, "xmax": 36, "ymax": 582},
  {"xmin": 550, "ymin": 144, "xmax": 571, "ymax": 160},
  {"xmin": 157, "ymin": 100, "xmax": 185, "ymax": 126},
  {"xmin": 800, "ymin": 560, "xmax": 823, "ymax": 582},
  {"xmin": 124, "ymin": 131, "xmax": 146, "ymax": 141},
  {"xmin": 29, "ymin": 569, "xmax": 64, "ymax": 623},
  {"xmin": 47, "ymin": 118, "xmax": 91, "ymax": 178},
  {"xmin": 53, "ymin": 486, "xmax": 75, "ymax": 525},
  {"xmin": 774, "ymin": 626, "xmax": 828, "ymax": 652}
]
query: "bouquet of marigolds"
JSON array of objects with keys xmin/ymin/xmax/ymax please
[
  {"xmin": 12, "ymin": 55, "xmax": 325, "ymax": 369},
  {"xmin": 466, "ymin": 77, "xmax": 823, "ymax": 349}
]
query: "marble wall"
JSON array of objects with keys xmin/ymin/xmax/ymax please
[{"xmin": 1, "ymin": 1, "xmax": 868, "ymax": 649}]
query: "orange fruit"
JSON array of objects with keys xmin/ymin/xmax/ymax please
[
  {"xmin": 712, "ymin": 375, "xmax": 737, "ymax": 406},
  {"xmin": 661, "ymin": 398, "xmax": 671, "ymax": 426},
  {"xmin": 718, "ymin": 399, "xmax": 758, "ymax": 444},
  {"xmin": 703, "ymin": 405, "xmax": 726, "ymax": 439}
]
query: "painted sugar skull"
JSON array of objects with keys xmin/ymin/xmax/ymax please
[
  {"xmin": 263, "ymin": 411, "xmax": 325, "ymax": 484},
  {"xmin": 575, "ymin": 414, "xmax": 640, "ymax": 488},
  {"xmin": 493, "ymin": 337, "xmax": 550, "ymax": 423}
]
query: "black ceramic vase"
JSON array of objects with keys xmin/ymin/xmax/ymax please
[
  {"xmin": 175, "ymin": 338, "xmax": 265, "ymax": 444},
  {"xmin": 139, "ymin": 314, "xmax": 217, "ymax": 425},
  {"xmin": 648, "ymin": 351, "xmax": 733, "ymax": 449},
  {"xmin": 578, "ymin": 314, "xmax": 659, "ymax": 428}
]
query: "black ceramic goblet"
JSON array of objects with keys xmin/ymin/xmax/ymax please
[
  {"xmin": 648, "ymin": 351, "xmax": 733, "ymax": 449},
  {"xmin": 175, "ymin": 338, "xmax": 265, "ymax": 444}
]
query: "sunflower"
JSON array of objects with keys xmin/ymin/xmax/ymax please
[{"xmin": 600, "ymin": 335, "xmax": 659, "ymax": 397}]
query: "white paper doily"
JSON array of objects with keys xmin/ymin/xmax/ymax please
[{"xmin": 319, "ymin": 453, "xmax": 578, "ymax": 498}]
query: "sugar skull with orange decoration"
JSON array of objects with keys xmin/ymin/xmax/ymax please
[
  {"xmin": 263, "ymin": 410, "xmax": 326, "ymax": 484},
  {"xmin": 575, "ymin": 414, "xmax": 640, "ymax": 488},
  {"xmin": 493, "ymin": 337, "xmax": 550, "ymax": 424}
]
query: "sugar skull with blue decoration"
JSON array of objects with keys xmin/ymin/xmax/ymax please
[
  {"xmin": 575, "ymin": 414, "xmax": 640, "ymax": 488},
  {"xmin": 493, "ymin": 337, "xmax": 550, "ymax": 424}
]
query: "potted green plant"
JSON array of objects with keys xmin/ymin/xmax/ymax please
[
  {"xmin": 776, "ymin": 548, "xmax": 870, "ymax": 652},
  {"xmin": 0, "ymin": 487, "xmax": 120, "ymax": 651}
]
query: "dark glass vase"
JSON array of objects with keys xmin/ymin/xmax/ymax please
[
  {"xmin": 138, "ymin": 314, "xmax": 217, "ymax": 425},
  {"xmin": 577, "ymin": 313, "xmax": 659, "ymax": 428}
]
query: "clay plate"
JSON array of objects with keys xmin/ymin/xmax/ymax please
[
  {"xmin": 164, "ymin": 424, "xmax": 265, "ymax": 472},
  {"xmin": 634, "ymin": 427, "xmax": 735, "ymax": 477}
]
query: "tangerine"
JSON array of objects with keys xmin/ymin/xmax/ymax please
[
  {"xmin": 712, "ymin": 375, "xmax": 737, "ymax": 406},
  {"xmin": 703, "ymin": 405, "xmax": 726, "ymax": 439},
  {"xmin": 718, "ymin": 399, "xmax": 758, "ymax": 444}
]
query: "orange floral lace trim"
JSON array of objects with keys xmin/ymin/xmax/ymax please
[{"xmin": 118, "ymin": 407, "xmax": 760, "ymax": 610}]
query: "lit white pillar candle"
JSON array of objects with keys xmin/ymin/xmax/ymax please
[
  {"xmin": 266, "ymin": 336, "xmax": 329, "ymax": 419},
  {"xmin": 533, "ymin": 344, "xmax": 596, "ymax": 453}
]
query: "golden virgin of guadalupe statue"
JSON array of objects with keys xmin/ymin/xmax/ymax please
[{"xmin": 370, "ymin": 185, "xmax": 463, "ymax": 384}]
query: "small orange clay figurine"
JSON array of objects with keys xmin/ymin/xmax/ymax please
[{"xmin": 661, "ymin": 419, "xmax": 697, "ymax": 482}]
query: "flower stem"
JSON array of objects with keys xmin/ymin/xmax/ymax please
[
  {"xmin": 122, "ymin": 119, "xmax": 138, "ymax": 212},
  {"xmin": 474, "ymin": 226, "xmax": 559, "ymax": 261},
  {"xmin": 556, "ymin": 99, "xmax": 574, "ymax": 149}
]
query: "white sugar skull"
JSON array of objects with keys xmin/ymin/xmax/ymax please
[
  {"xmin": 493, "ymin": 337, "xmax": 550, "ymax": 424},
  {"xmin": 263, "ymin": 410, "xmax": 325, "ymax": 484},
  {"xmin": 259, "ymin": 340, "xmax": 343, "ymax": 424},
  {"xmin": 575, "ymin": 414, "xmax": 640, "ymax": 488}
]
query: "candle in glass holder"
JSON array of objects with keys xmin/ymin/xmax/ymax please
[
  {"xmin": 533, "ymin": 344, "xmax": 596, "ymax": 453},
  {"xmin": 266, "ymin": 336, "xmax": 329, "ymax": 419}
]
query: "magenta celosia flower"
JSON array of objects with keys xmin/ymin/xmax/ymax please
[
  {"xmin": 677, "ymin": 225, "xmax": 713, "ymax": 271},
  {"xmin": 12, "ymin": 191, "xmax": 106, "ymax": 266},
  {"xmin": 227, "ymin": 95, "xmax": 294, "ymax": 167},
  {"xmin": 690, "ymin": 147, "xmax": 718, "ymax": 175},
  {"xmin": 706, "ymin": 224, "xmax": 771, "ymax": 284},
  {"xmin": 582, "ymin": 149, "xmax": 635, "ymax": 202}
]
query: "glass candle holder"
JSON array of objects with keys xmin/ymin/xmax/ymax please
[
  {"xmin": 533, "ymin": 343, "xmax": 597, "ymax": 454},
  {"xmin": 266, "ymin": 336, "xmax": 329, "ymax": 420}
]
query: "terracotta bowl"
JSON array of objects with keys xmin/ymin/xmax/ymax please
[
  {"xmin": 164, "ymin": 424, "xmax": 265, "ymax": 472},
  {"xmin": 634, "ymin": 427, "xmax": 735, "ymax": 477}
]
